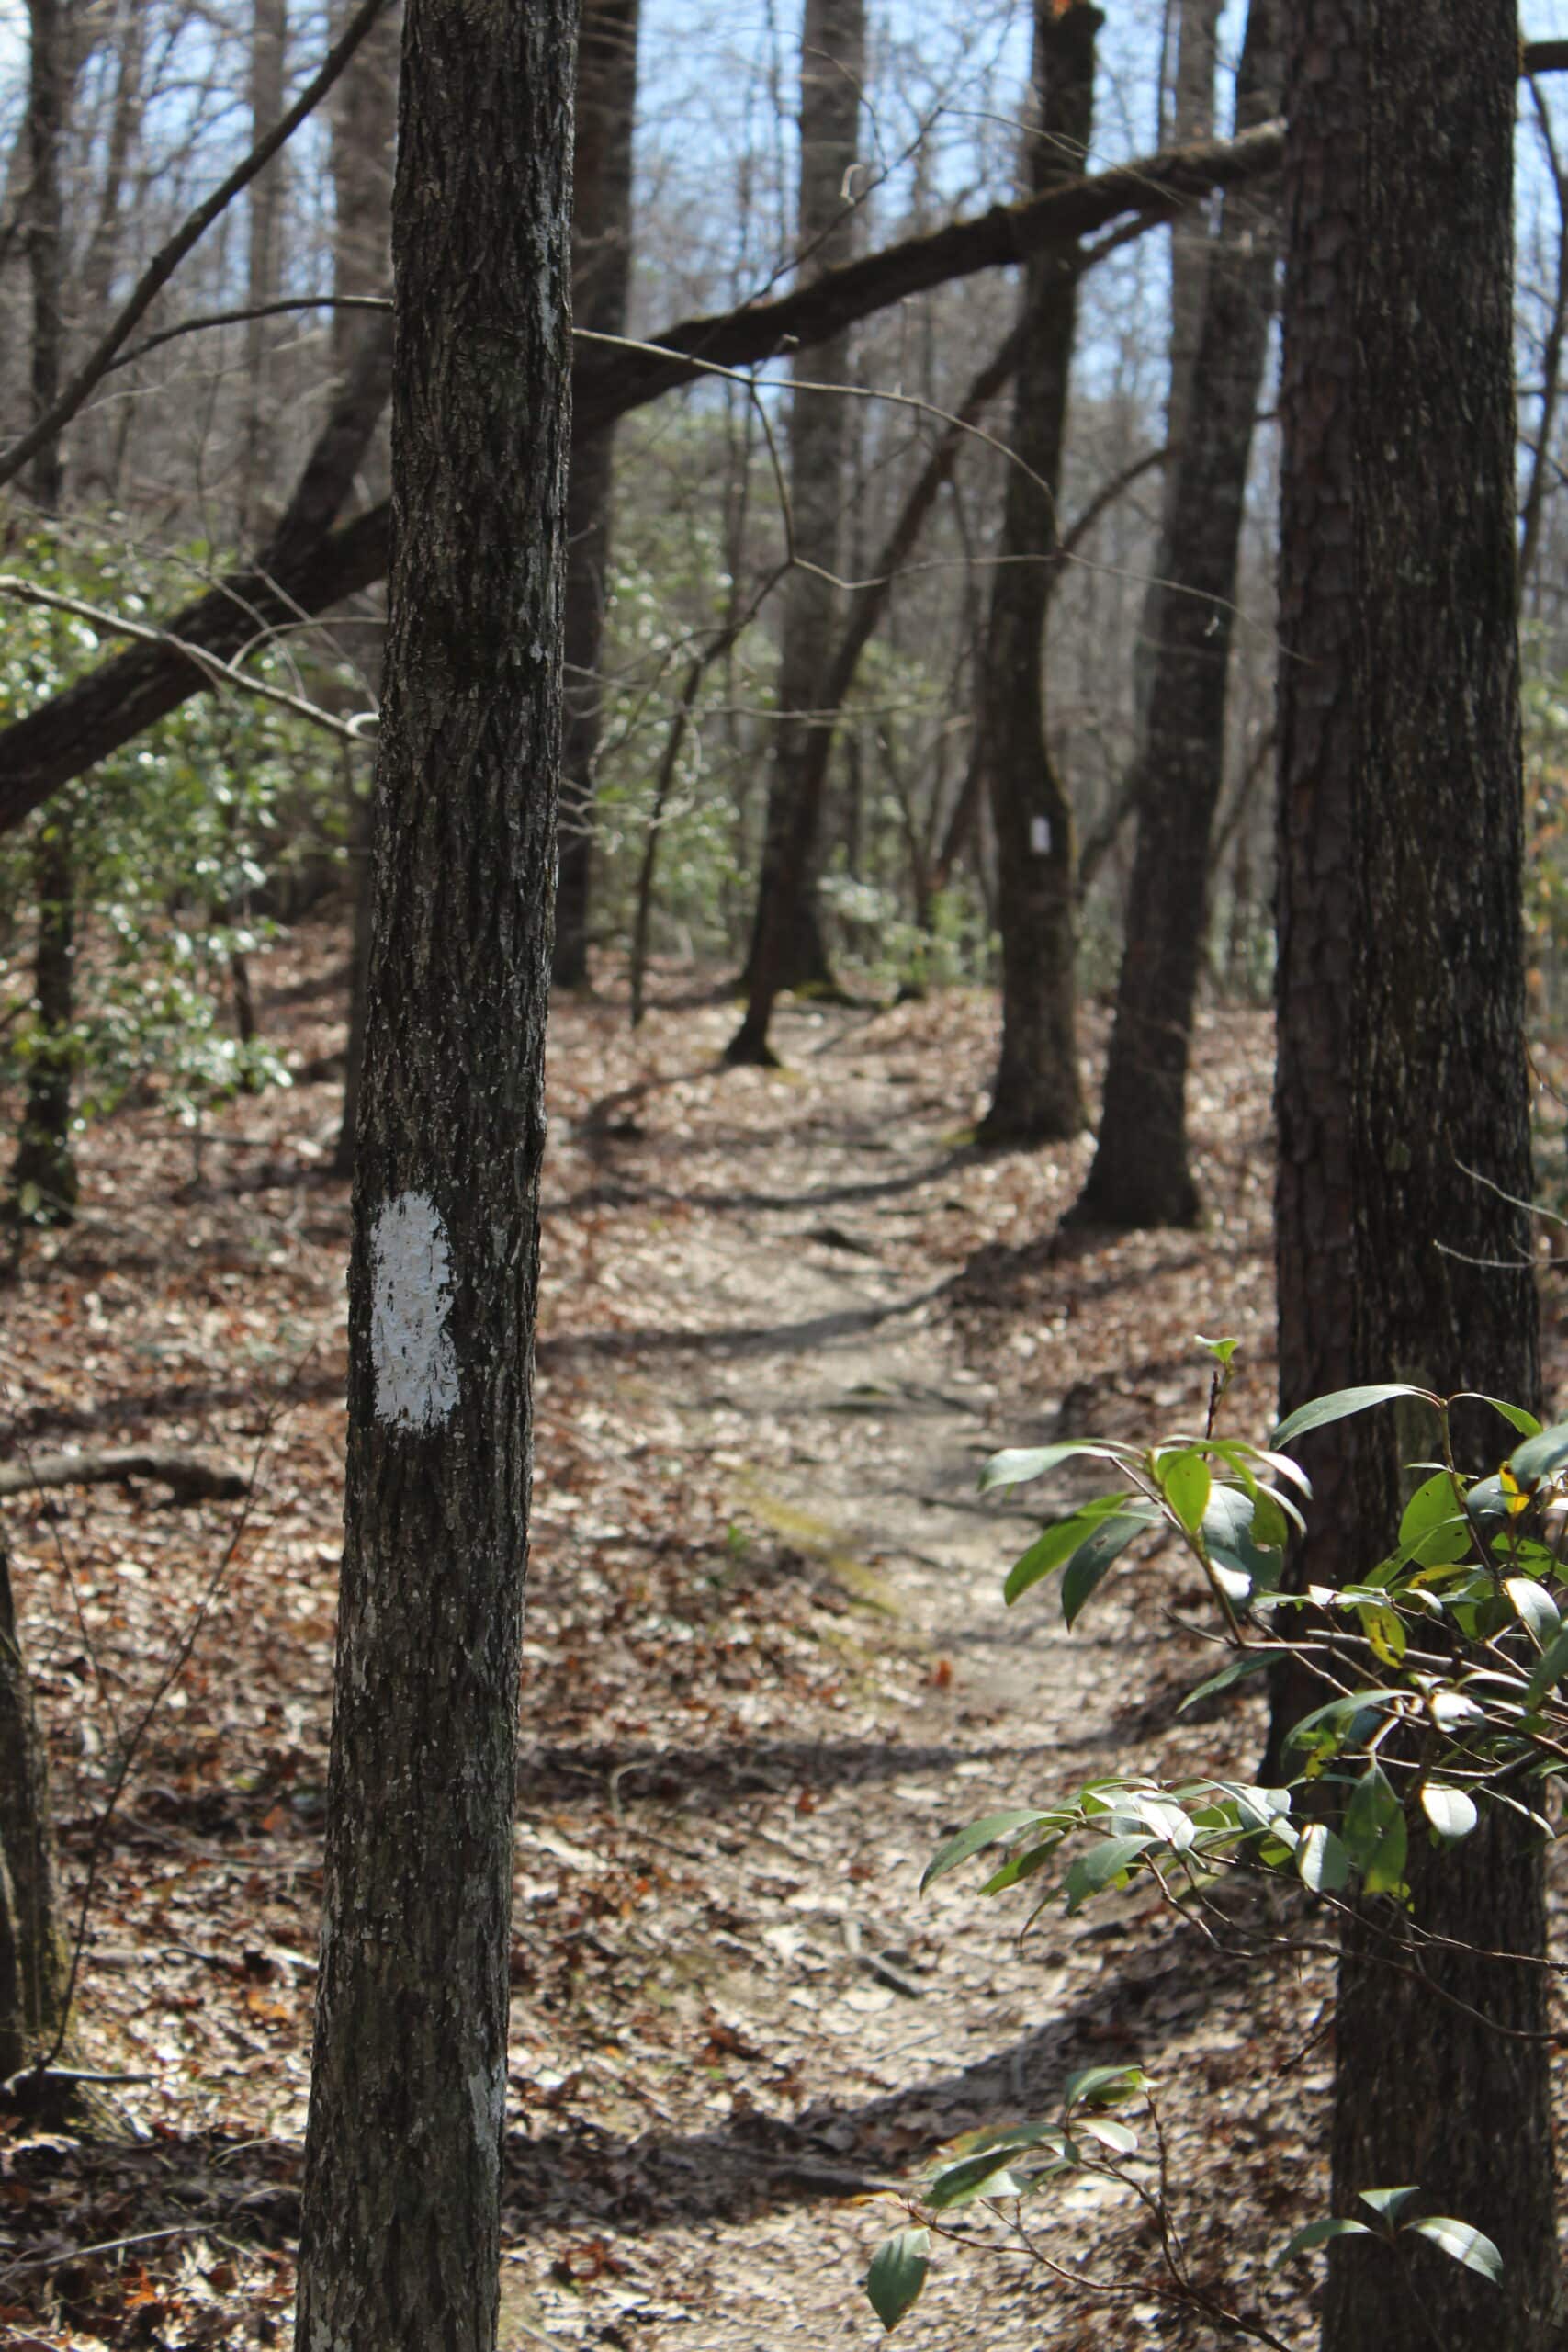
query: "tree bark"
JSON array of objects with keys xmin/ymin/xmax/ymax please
[
  {"xmin": 240, "ymin": 0, "xmax": 289, "ymax": 538},
  {"xmin": 1273, "ymin": 6, "xmax": 1562, "ymax": 2347},
  {"xmin": 553, "ymin": 0, "xmax": 640, "ymax": 992},
  {"xmin": 728, "ymin": 0, "xmax": 866, "ymax": 1044},
  {"xmin": 291, "ymin": 0, "xmax": 573, "ymax": 2346},
  {"xmin": 1067, "ymin": 0, "xmax": 1280, "ymax": 1225},
  {"xmin": 0, "ymin": 119, "xmax": 1282, "ymax": 838},
  {"xmin": 973, "ymin": 0, "xmax": 1100, "ymax": 1145},
  {"xmin": 0, "ymin": 1536, "xmax": 72, "ymax": 2086}
]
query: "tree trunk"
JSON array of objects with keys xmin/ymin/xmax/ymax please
[
  {"xmin": 240, "ymin": 0, "xmax": 288, "ymax": 539},
  {"xmin": 553, "ymin": 0, "xmax": 641, "ymax": 993},
  {"xmin": 1067, "ymin": 0, "xmax": 1280, "ymax": 1225},
  {"xmin": 6, "ymin": 0, "xmax": 74, "ymax": 1233},
  {"xmin": 0, "ymin": 1535, "xmax": 72, "ymax": 2084},
  {"xmin": 727, "ymin": 0, "xmax": 865, "ymax": 1052},
  {"xmin": 326, "ymin": 0, "xmax": 400, "ymax": 1181},
  {"xmin": 291, "ymin": 1, "xmax": 574, "ymax": 2346},
  {"xmin": 1273, "ymin": 6, "xmax": 1562, "ymax": 2347},
  {"xmin": 973, "ymin": 0, "xmax": 1100, "ymax": 1145}
]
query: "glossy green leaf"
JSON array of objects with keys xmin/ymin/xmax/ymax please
[
  {"xmin": 1003, "ymin": 1500, "xmax": 1128, "ymax": 1606},
  {"xmin": 1396, "ymin": 1471, "xmax": 1472, "ymax": 1568},
  {"xmin": 1509, "ymin": 1423, "xmax": 1568, "ymax": 1489},
  {"xmin": 979, "ymin": 1442, "xmax": 1127, "ymax": 1494},
  {"xmin": 1505, "ymin": 1576, "xmax": 1560, "ymax": 1643},
  {"xmin": 1297, "ymin": 1822, "xmax": 1351, "ymax": 1894},
  {"xmin": 1456, "ymin": 1394, "xmax": 1541, "ymax": 1439},
  {"xmin": 1275, "ymin": 2217, "xmax": 1374, "ymax": 2265},
  {"xmin": 1526, "ymin": 1624, "xmax": 1568, "ymax": 1708},
  {"xmin": 1062, "ymin": 1836, "xmax": 1155, "ymax": 1912},
  {"xmin": 923, "ymin": 2149, "xmax": 1023, "ymax": 2209},
  {"xmin": 1273, "ymin": 1385, "xmax": 1434, "ymax": 1447},
  {"xmin": 866, "ymin": 2230, "xmax": 930, "ymax": 2329},
  {"xmin": 1061, "ymin": 1512, "xmax": 1153, "ymax": 1628},
  {"xmin": 1358, "ymin": 2185, "xmax": 1420, "ymax": 2222},
  {"xmin": 1063, "ymin": 2064, "xmax": 1146, "ymax": 2109},
  {"xmin": 921, "ymin": 1809, "xmax": 1055, "ymax": 1893},
  {"xmin": 1196, "ymin": 1333, "xmax": 1238, "ymax": 1366},
  {"xmin": 1341, "ymin": 1765, "xmax": 1407, "ymax": 1893},
  {"xmin": 1404, "ymin": 2217, "xmax": 1503, "ymax": 2284},
  {"xmin": 1162, "ymin": 1449, "xmax": 1211, "ymax": 1535},
  {"xmin": 1420, "ymin": 1783, "xmax": 1479, "ymax": 1840},
  {"xmin": 1177, "ymin": 1651, "xmax": 1274, "ymax": 1713}
]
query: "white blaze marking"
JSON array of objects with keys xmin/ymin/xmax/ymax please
[{"xmin": 369, "ymin": 1191, "xmax": 459, "ymax": 1430}]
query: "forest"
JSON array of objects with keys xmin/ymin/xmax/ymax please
[{"xmin": 5, "ymin": 0, "xmax": 1568, "ymax": 2346}]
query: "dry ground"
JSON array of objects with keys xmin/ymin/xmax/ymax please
[{"xmin": 1, "ymin": 928, "xmax": 1563, "ymax": 2350}]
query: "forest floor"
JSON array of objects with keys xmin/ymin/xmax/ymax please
[{"xmin": 3, "ymin": 922, "xmax": 1567, "ymax": 2352}]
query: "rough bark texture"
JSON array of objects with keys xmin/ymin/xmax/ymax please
[
  {"xmin": 0, "ymin": 1535, "xmax": 72, "ymax": 2086},
  {"xmin": 974, "ymin": 1, "xmax": 1100, "ymax": 1144},
  {"xmin": 0, "ymin": 119, "xmax": 1283, "ymax": 836},
  {"xmin": 1069, "ymin": 0, "xmax": 1280, "ymax": 1224},
  {"xmin": 730, "ymin": 0, "xmax": 866, "ymax": 1040},
  {"xmin": 553, "ymin": 0, "xmax": 640, "ymax": 991},
  {"xmin": 240, "ymin": 0, "xmax": 288, "ymax": 537},
  {"xmin": 1274, "ymin": 6, "xmax": 1561, "ymax": 2347},
  {"xmin": 291, "ymin": 1, "xmax": 573, "ymax": 2345}
]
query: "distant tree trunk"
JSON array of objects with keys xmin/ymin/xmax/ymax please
[
  {"xmin": 1272, "ymin": 6, "xmax": 1561, "ymax": 2348},
  {"xmin": 291, "ymin": 2, "xmax": 574, "ymax": 2347},
  {"xmin": 327, "ymin": 0, "xmax": 400, "ymax": 1182},
  {"xmin": 553, "ymin": 0, "xmax": 641, "ymax": 992},
  {"xmin": 727, "ymin": 0, "xmax": 865, "ymax": 1054},
  {"xmin": 973, "ymin": 0, "xmax": 1100, "ymax": 1144},
  {"xmin": 6, "ymin": 0, "xmax": 75, "ymax": 1235},
  {"xmin": 240, "ymin": 0, "xmax": 288, "ymax": 539},
  {"xmin": 1066, "ymin": 0, "xmax": 1280, "ymax": 1224},
  {"xmin": 0, "ymin": 1535, "xmax": 72, "ymax": 2085}
]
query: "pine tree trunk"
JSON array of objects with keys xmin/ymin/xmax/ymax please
[
  {"xmin": 974, "ymin": 0, "xmax": 1100, "ymax": 1145},
  {"xmin": 292, "ymin": 0, "xmax": 574, "ymax": 2343},
  {"xmin": 727, "ymin": 0, "xmax": 865, "ymax": 1057},
  {"xmin": 1274, "ymin": 6, "xmax": 1562, "ymax": 2346},
  {"xmin": 1067, "ymin": 0, "xmax": 1280, "ymax": 1223},
  {"xmin": 553, "ymin": 0, "xmax": 640, "ymax": 993}
]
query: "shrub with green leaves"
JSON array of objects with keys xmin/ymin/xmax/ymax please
[{"xmin": 864, "ymin": 1347, "xmax": 1563, "ymax": 2337}]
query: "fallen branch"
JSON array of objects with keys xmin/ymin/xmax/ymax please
[{"xmin": 0, "ymin": 1451, "xmax": 248, "ymax": 1503}]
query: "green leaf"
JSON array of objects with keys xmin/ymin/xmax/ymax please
[
  {"xmin": 1161, "ymin": 1449, "xmax": 1212, "ymax": 1536},
  {"xmin": 1004, "ymin": 1501, "xmax": 1128, "ymax": 1605},
  {"xmin": 1404, "ymin": 2217, "xmax": 1504, "ymax": 2284},
  {"xmin": 1063, "ymin": 2064, "xmax": 1146, "ymax": 2109},
  {"xmin": 923, "ymin": 2149, "xmax": 1023, "ymax": 2209},
  {"xmin": 1341, "ymin": 1765, "xmax": 1407, "ymax": 1893},
  {"xmin": 1062, "ymin": 1836, "xmax": 1155, "ymax": 1912},
  {"xmin": 1196, "ymin": 1333, "xmax": 1238, "ymax": 1366},
  {"xmin": 1297, "ymin": 1822, "xmax": 1351, "ymax": 1893},
  {"xmin": 866, "ymin": 2229, "xmax": 930, "ymax": 2328},
  {"xmin": 1273, "ymin": 1385, "xmax": 1434, "ymax": 1447},
  {"xmin": 1509, "ymin": 1422, "xmax": 1568, "ymax": 1489},
  {"xmin": 1275, "ymin": 2217, "xmax": 1374, "ymax": 2265},
  {"xmin": 1505, "ymin": 1576, "xmax": 1561, "ymax": 1644},
  {"xmin": 1525, "ymin": 1623, "xmax": 1568, "ymax": 1708},
  {"xmin": 920, "ymin": 1809, "xmax": 1055, "ymax": 1893},
  {"xmin": 1359, "ymin": 2185, "xmax": 1420, "ymax": 2222},
  {"xmin": 1396, "ymin": 1471, "xmax": 1472, "ymax": 1568},
  {"xmin": 1178, "ymin": 1650, "xmax": 1274, "ymax": 1713},
  {"xmin": 1074, "ymin": 2115, "xmax": 1138, "ymax": 2154},
  {"xmin": 1061, "ymin": 1512, "xmax": 1152, "ymax": 1628},
  {"xmin": 979, "ymin": 1442, "xmax": 1127, "ymax": 1493},
  {"xmin": 1420, "ymin": 1783, "xmax": 1479, "ymax": 1840},
  {"xmin": 1250, "ymin": 1487, "xmax": 1291, "ymax": 1553},
  {"xmin": 1455, "ymin": 1394, "xmax": 1542, "ymax": 1439}
]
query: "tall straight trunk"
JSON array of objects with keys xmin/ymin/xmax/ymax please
[
  {"xmin": 728, "ymin": 0, "xmax": 865, "ymax": 1046},
  {"xmin": 552, "ymin": 0, "xmax": 640, "ymax": 992},
  {"xmin": 7, "ymin": 0, "xmax": 75, "ymax": 1234},
  {"xmin": 240, "ymin": 0, "xmax": 288, "ymax": 538},
  {"xmin": 328, "ymin": 0, "xmax": 400, "ymax": 1182},
  {"xmin": 1273, "ymin": 6, "xmax": 1561, "ymax": 2347},
  {"xmin": 1068, "ymin": 0, "xmax": 1280, "ymax": 1224},
  {"xmin": 0, "ymin": 1536, "xmax": 72, "ymax": 2084},
  {"xmin": 973, "ymin": 1, "xmax": 1100, "ymax": 1144},
  {"xmin": 291, "ymin": 1, "xmax": 574, "ymax": 2345}
]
